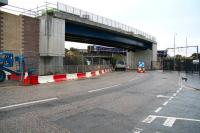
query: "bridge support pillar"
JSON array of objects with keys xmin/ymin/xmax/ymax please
[
  {"xmin": 39, "ymin": 15, "xmax": 65, "ymax": 75},
  {"xmin": 126, "ymin": 50, "xmax": 135, "ymax": 69},
  {"xmin": 126, "ymin": 44, "xmax": 157, "ymax": 70}
]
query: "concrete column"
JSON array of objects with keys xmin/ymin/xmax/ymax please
[
  {"xmin": 132, "ymin": 44, "xmax": 157, "ymax": 70},
  {"xmin": 39, "ymin": 15, "xmax": 65, "ymax": 75},
  {"xmin": 126, "ymin": 50, "xmax": 134, "ymax": 69}
]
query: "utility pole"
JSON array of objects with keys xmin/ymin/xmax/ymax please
[
  {"xmin": 186, "ymin": 37, "xmax": 188, "ymax": 57},
  {"xmin": 173, "ymin": 33, "xmax": 177, "ymax": 71}
]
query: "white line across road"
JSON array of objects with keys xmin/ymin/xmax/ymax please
[
  {"xmin": 163, "ymin": 117, "xmax": 176, "ymax": 127},
  {"xmin": 88, "ymin": 84, "xmax": 121, "ymax": 93},
  {"xmin": 0, "ymin": 97, "xmax": 58, "ymax": 110},
  {"xmin": 143, "ymin": 115, "xmax": 200, "ymax": 127}
]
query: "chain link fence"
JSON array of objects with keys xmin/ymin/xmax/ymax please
[
  {"xmin": 162, "ymin": 58, "xmax": 200, "ymax": 75},
  {"xmin": 39, "ymin": 64, "xmax": 112, "ymax": 75}
]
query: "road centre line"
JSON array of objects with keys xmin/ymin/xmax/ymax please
[
  {"xmin": 155, "ymin": 107, "xmax": 163, "ymax": 113},
  {"xmin": 0, "ymin": 97, "xmax": 58, "ymax": 110},
  {"xmin": 88, "ymin": 84, "xmax": 121, "ymax": 93}
]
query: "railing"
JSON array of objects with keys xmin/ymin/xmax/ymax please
[
  {"xmin": 56, "ymin": 2, "xmax": 155, "ymax": 41},
  {"xmin": 0, "ymin": 2, "xmax": 156, "ymax": 41}
]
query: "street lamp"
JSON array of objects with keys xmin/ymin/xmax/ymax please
[{"xmin": 174, "ymin": 33, "xmax": 177, "ymax": 71}]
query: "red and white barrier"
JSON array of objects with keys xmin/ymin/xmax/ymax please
[{"xmin": 27, "ymin": 69, "xmax": 112, "ymax": 85}]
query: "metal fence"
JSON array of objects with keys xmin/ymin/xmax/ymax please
[
  {"xmin": 151, "ymin": 61, "xmax": 163, "ymax": 70},
  {"xmin": 39, "ymin": 64, "xmax": 112, "ymax": 75},
  {"xmin": 162, "ymin": 58, "xmax": 200, "ymax": 75}
]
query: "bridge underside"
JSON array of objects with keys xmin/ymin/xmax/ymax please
[{"xmin": 65, "ymin": 21, "xmax": 152, "ymax": 51}]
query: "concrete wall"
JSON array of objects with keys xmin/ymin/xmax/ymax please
[
  {"xmin": 39, "ymin": 15, "xmax": 65, "ymax": 56},
  {"xmin": 39, "ymin": 56, "xmax": 63, "ymax": 75},
  {"xmin": 39, "ymin": 15, "xmax": 65, "ymax": 75},
  {"xmin": 126, "ymin": 50, "xmax": 134, "ymax": 69},
  {"xmin": 126, "ymin": 44, "xmax": 157, "ymax": 70}
]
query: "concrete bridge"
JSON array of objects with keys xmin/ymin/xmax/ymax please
[{"xmin": 0, "ymin": 2, "xmax": 157, "ymax": 74}]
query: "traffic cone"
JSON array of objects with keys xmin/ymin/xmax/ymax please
[{"xmin": 23, "ymin": 71, "xmax": 29, "ymax": 86}]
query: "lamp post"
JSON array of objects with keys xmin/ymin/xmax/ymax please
[{"xmin": 174, "ymin": 33, "xmax": 177, "ymax": 71}]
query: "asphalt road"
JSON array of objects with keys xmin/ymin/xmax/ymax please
[{"xmin": 0, "ymin": 71, "xmax": 199, "ymax": 133}]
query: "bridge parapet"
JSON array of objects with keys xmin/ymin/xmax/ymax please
[{"xmin": 55, "ymin": 2, "xmax": 155, "ymax": 42}]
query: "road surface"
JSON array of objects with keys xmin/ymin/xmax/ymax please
[{"xmin": 0, "ymin": 71, "xmax": 199, "ymax": 133}]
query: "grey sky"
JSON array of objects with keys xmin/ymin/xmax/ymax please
[{"xmin": 7, "ymin": 0, "xmax": 200, "ymax": 56}]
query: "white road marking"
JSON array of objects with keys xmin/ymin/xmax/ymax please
[
  {"xmin": 176, "ymin": 90, "xmax": 180, "ymax": 93},
  {"xmin": 144, "ymin": 115, "xmax": 200, "ymax": 125},
  {"xmin": 179, "ymin": 88, "xmax": 182, "ymax": 91},
  {"xmin": 163, "ymin": 101, "xmax": 169, "ymax": 106},
  {"xmin": 133, "ymin": 128, "xmax": 143, "ymax": 133},
  {"xmin": 155, "ymin": 107, "xmax": 163, "ymax": 113},
  {"xmin": 88, "ymin": 84, "xmax": 121, "ymax": 93},
  {"xmin": 0, "ymin": 97, "xmax": 58, "ymax": 110},
  {"xmin": 129, "ymin": 78, "xmax": 138, "ymax": 82},
  {"xmin": 156, "ymin": 95, "xmax": 170, "ymax": 98},
  {"xmin": 163, "ymin": 117, "xmax": 176, "ymax": 127},
  {"xmin": 142, "ymin": 115, "xmax": 157, "ymax": 123},
  {"xmin": 173, "ymin": 93, "xmax": 177, "ymax": 96},
  {"xmin": 169, "ymin": 97, "xmax": 174, "ymax": 101}
]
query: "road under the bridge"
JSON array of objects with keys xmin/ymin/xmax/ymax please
[{"xmin": 0, "ymin": 71, "xmax": 200, "ymax": 133}]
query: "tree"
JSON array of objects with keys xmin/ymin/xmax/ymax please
[
  {"xmin": 190, "ymin": 53, "xmax": 200, "ymax": 59},
  {"xmin": 175, "ymin": 54, "xmax": 182, "ymax": 59},
  {"xmin": 111, "ymin": 54, "xmax": 125, "ymax": 67},
  {"xmin": 64, "ymin": 48, "xmax": 86, "ymax": 65}
]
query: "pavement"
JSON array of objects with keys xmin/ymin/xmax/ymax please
[
  {"xmin": 0, "ymin": 71, "xmax": 200, "ymax": 133},
  {"xmin": 184, "ymin": 73, "xmax": 200, "ymax": 90}
]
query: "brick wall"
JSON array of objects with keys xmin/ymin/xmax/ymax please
[
  {"xmin": 22, "ymin": 16, "xmax": 40, "ymax": 72},
  {"xmin": 1, "ymin": 12, "xmax": 23, "ymax": 55},
  {"xmin": 0, "ymin": 12, "xmax": 3, "ymax": 50}
]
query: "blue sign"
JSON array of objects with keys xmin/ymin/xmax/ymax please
[{"xmin": 138, "ymin": 61, "xmax": 145, "ymax": 68}]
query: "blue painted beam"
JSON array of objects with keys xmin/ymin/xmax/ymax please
[{"xmin": 65, "ymin": 22, "xmax": 152, "ymax": 49}]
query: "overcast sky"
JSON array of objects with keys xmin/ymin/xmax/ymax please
[{"xmin": 7, "ymin": 0, "xmax": 200, "ymax": 56}]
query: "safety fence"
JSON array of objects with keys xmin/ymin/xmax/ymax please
[
  {"xmin": 151, "ymin": 59, "xmax": 200, "ymax": 75},
  {"xmin": 39, "ymin": 64, "xmax": 112, "ymax": 75}
]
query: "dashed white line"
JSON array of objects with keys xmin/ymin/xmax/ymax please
[
  {"xmin": 88, "ymin": 84, "xmax": 121, "ymax": 93},
  {"xmin": 169, "ymin": 97, "xmax": 174, "ymax": 101},
  {"xmin": 0, "ymin": 97, "xmax": 58, "ymax": 110},
  {"xmin": 163, "ymin": 101, "xmax": 169, "ymax": 106},
  {"xmin": 155, "ymin": 107, "xmax": 163, "ymax": 113},
  {"xmin": 176, "ymin": 90, "xmax": 180, "ymax": 93},
  {"xmin": 173, "ymin": 93, "xmax": 177, "ymax": 97},
  {"xmin": 163, "ymin": 117, "xmax": 176, "ymax": 127}
]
